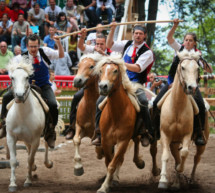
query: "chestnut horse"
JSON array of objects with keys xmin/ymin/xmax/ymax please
[
  {"xmin": 157, "ymin": 49, "xmax": 210, "ymax": 190},
  {"xmin": 72, "ymin": 53, "xmax": 103, "ymax": 176},
  {"xmin": 94, "ymin": 55, "xmax": 160, "ymax": 193}
]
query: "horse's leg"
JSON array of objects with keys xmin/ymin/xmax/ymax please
[
  {"xmin": 150, "ymin": 140, "xmax": 161, "ymax": 176},
  {"xmin": 24, "ymin": 142, "xmax": 37, "ymax": 171},
  {"xmin": 158, "ymin": 131, "xmax": 170, "ymax": 190},
  {"xmin": 7, "ymin": 134, "xmax": 18, "ymax": 192},
  {"xmin": 73, "ymin": 123, "xmax": 84, "ymax": 176},
  {"xmin": 97, "ymin": 140, "xmax": 129, "ymax": 193},
  {"xmin": 44, "ymin": 141, "xmax": 53, "ymax": 168},
  {"xmin": 176, "ymin": 135, "xmax": 191, "ymax": 173},
  {"xmin": 24, "ymin": 140, "xmax": 40, "ymax": 187},
  {"xmin": 170, "ymin": 143, "xmax": 181, "ymax": 190},
  {"xmin": 112, "ymin": 164, "xmax": 121, "ymax": 187},
  {"xmin": 133, "ymin": 137, "xmax": 145, "ymax": 169}
]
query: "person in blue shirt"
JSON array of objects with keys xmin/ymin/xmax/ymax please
[
  {"xmin": 21, "ymin": 28, "xmax": 33, "ymax": 53},
  {"xmin": 43, "ymin": 25, "xmax": 56, "ymax": 49}
]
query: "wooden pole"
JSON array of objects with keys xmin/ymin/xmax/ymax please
[{"xmin": 58, "ymin": 20, "xmax": 184, "ymax": 38}]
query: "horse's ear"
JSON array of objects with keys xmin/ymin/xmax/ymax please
[{"xmin": 177, "ymin": 51, "xmax": 182, "ymax": 60}]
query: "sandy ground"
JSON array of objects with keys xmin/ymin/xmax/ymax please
[{"xmin": 0, "ymin": 135, "xmax": 215, "ymax": 193}]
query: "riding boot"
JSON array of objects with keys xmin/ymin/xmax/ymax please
[
  {"xmin": 139, "ymin": 105, "xmax": 154, "ymax": 147},
  {"xmin": 92, "ymin": 128, "xmax": 101, "ymax": 146},
  {"xmin": 0, "ymin": 120, "xmax": 6, "ymax": 139},
  {"xmin": 194, "ymin": 114, "xmax": 206, "ymax": 146},
  {"xmin": 65, "ymin": 121, "xmax": 76, "ymax": 140},
  {"xmin": 45, "ymin": 123, "xmax": 56, "ymax": 149}
]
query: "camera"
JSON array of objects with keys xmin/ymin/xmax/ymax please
[{"xmin": 154, "ymin": 77, "xmax": 168, "ymax": 84}]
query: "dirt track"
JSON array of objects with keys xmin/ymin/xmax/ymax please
[{"xmin": 0, "ymin": 135, "xmax": 215, "ymax": 193}]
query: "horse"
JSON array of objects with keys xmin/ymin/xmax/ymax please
[
  {"xmin": 6, "ymin": 57, "xmax": 53, "ymax": 192},
  {"xmin": 94, "ymin": 55, "xmax": 160, "ymax": 193},
  {"xmin": 157, "ymin": 49, "xmax": 210, "ymax": 190},
  {"xmin": 72, "ymin": 53, "xmax": 103, "ymax": 176}
]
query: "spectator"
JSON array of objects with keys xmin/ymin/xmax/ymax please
[
  {"xmin": 54, "ymin": 11, "xmax": 71, "ymax": 34},
  {"xmin": 0, "ymin": 41, "xmax": 14, "ymax": 74},
  {"xmin": 114, "ymin": 1, "xmax": 124, "ymax": 22},
  {"xmin": 21, "ymin": 27, "xmax": 33, "ymax": 53},
  {"xmin": 96, "ymin": 0, "xmax": 115, "ymax": 24},
  {"xmin": 14, "ymin": 45, "xmax": 21, "ymax": 55},
  {"xmin": 43, "ymin": 25, "xmax": 56, "ymax": 49},
  {"xmin": 27, "ymin": 0, "xmax": 37, "ymax": 9},
  {"xmin": 77, "ymin": 0, "xmax": 99, "ymax": 28},
  {"xmin": 44, "ymin": 0, "xmax": 61, "ymax": 35},
  {"xmin": 12, "ymin": 0, "xmax": 28, "ymax": 19},
  {"xmin": 0, "ymin": 13, "xmax": 13, "ymax": 44},
  {"xmin": 37, "ymin": 0, "xmax": 47, "ymax": 9},
  {"xmin": 0, "ymin": 0, "xmax": 10, "ymax": 21},
  {"xmin": 86, "ymin": 23, "xmax": 104, "ymax": 45},
  {"xmin": 63, "ymin": 0, "xmax": 80, "ymax": 31},
  {"xmin": 146, "ymin": 72, "xmax": 165, "ymax": 94},
  {"xmin": 50, "ymin": 44, "xmax": 72, "ymax": 76},
  {"xmin": 11, "ymin": 13, "xmax": 29, "ymax": 52},
  {"xmin": 49, "ymin": 69, "xmax": 61, "ymax": 96},
  {"xmin": 68, "ymin": 34, "xmax": 79, "ymax": 70},
  {"xmin": 9, "ymin": 2, "xmax": 24, "ymax": 22},
  {"xmin": 27, "ymin": 3, "xmax": 45, "ymax": 38}
]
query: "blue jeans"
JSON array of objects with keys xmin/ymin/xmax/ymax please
[{"xmin": 96, "ymin": 8, "xmax": 113, "ymax": 24}]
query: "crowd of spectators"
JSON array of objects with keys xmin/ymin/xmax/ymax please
[{"xmin": 0, "ymin": 0, "xmax": 124, "ymax": 75}]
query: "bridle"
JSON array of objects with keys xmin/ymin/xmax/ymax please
[
  {"xmin": 176, "ymin": 58, "xmax": 200, "ymax": 95},
  {"xmin": 11, "ymin": 67, "xmax": 31, "ymax": 103}
]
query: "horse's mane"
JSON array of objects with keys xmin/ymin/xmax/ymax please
[
  {"xmin": 7, "ymin": 56, "xmax": 34, "ymax": 76},
  {"xmin": 79, "ymin": 53, "xmax": 103, "ymax": 64},
  {"xmin": 94, "ymin": 54, "xmax": 143, "ymax": 106},
  {"xmin": 177, "ymin": 49, "xmax": 201, "ymax": 61}
]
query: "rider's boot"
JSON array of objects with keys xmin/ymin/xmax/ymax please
[
  {"xmin": 65, "ymin": 121, "xmax": 76, "ymax": 140},
  {"xmin": 45, "ymin": 123, "xmax": 56, "ymax": 149},
  {"xmin": 0, "ymin": 120, "xmax": 6, "ymax": 139},
  {"xmin": 92, "ymin": 128, "xmax": 101, "ymax": 146},
  {"xmin": 194, "ymin": 114, "xmax": 206, "ymax": 146}
]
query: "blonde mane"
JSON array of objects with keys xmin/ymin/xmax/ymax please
[
  {"xmin": 177, "ymin": 49, "xmax": 201, "ymax": 61},
  {"xmin": 7, "ymin": 56, "xmax": 34, "ymax": 76},
  {"xmin": 94, "ymin": 54, "xmax": 143, "ymax": 112},
  {"xmin": 79, "ymin": 53, "xmax": 103, "ymax": 64}
]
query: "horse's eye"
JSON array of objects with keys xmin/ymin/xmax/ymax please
[
  {"xmin": 26, "ymin": 77, "xmax": 29, "ymax": 80},
  {"xmin": 11, "ymin": 77, "xmax": 14, "ymax": 81},
  {"xmin": 100, "ymin": 70, "xmax": 102, "ymax": 74},
  {"xmin": 113, "ymin": 69, "xmax": 118, "ymax": 74},
  {"xmin": 182, "ymin": 67, "xmax": 185, "ymax": 70},
  {"xmin": 89, "ymin": 65, "xmax": 94, "ymax": 69}
]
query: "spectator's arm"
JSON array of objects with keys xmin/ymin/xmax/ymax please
[
  {"xmin": 85, "ymin": 0, "xmax": 96, "ymax": 9},
  {"xmin": 0, "ymin": 27, "xmax": 3, "ymax": 34},
  {"xmin": 7, "ymin": 25, "xmax": 13, "ymax": 34}
]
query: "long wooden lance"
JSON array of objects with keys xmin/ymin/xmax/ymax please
[{"xmin": 57, "ymin": 19, "xmax": 184, "ymax": 39}]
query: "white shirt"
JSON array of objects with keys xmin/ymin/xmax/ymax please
[
  {"xmin": 111, "ymin": 40, "xmax": 154, "ymax": 73},
  {"xmin": 13, "ymin": 47, "xmax": 60, "ymax": 67},
  {"xmin": 96, "ymin": 0, "xmax": 115, "ymax": 13}
]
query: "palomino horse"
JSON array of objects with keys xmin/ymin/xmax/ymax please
[
  {"xmin": 73, "ymin": 53, "xmax": 103, "ymax": 176},
  {"xmin": 157, "ymin": 49, "xmax": 210, "ymax": 190},
  {"xmin": 94, "ymin": 55, "xmax": 160, "ymax": 193},
  {"xmin": 6, "ymin": 57, "xmax": 53, "ymax": 192}
]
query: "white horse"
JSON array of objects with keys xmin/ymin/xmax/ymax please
[
  {"xmin": 6, "ymin": 57, "xmax": 53, "ymax": 192},
  {"xmin": 157, "ymin": 49, "xmax": 210, "ymax": 190}
]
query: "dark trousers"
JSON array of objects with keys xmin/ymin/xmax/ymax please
[
  {"xmin": 69, "ymin": 88, "xmax": 84, "ymax": 125},
  {"xmin": 153, "ymin": 84, "xmax": 205, "ymax": 131},
  {"xmin": 95, "ymin": 88, "xmax": 153, "ymax": 136},
  {"xmin": 1, "ymin": 84, "xmax": 58, "ymax": 126}
]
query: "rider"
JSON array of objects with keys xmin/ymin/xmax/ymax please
[
  {"xmin": 91, "ymin": 23, "xmax": 155, "ymax": 147},
  {"xmin": 153, "ymin": 18, "xmax": 213, "ymax": 146},
  {"xmin": 65, "ymin": 29, "xmax": 112, "ymax": 140},
  {"xmin": 0, "ymin": 34, "xmax": 64, "ymax": 148}
]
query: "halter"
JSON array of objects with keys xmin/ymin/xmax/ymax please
[
  {"xmin": 176, "ymin": 58, "xmax": 200, "ymax": 95},
  {"xmin": 11, "ymin": 67, "xmax": 31, "ymax": 103}
]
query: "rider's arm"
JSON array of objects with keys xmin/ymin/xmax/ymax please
[
  {"xmin": 78, "ymin": 28, "xmax": 87, "ymax": 51},
  {"xmin": 106, "ymin": 22, "xmax": 117, "ymax": 49},
  {"xmin": 167, "ymin": 18, "xmax": 179, "ymax": 45}
]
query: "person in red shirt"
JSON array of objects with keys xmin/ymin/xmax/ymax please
[
  {"xmin": 0, "ymin": 0, "xmax": 10, "ymax": 21},
  {"xmin": 9, "ymin": 2, "xmax": 24, "ymax": 22}
]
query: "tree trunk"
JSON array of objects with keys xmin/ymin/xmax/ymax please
[
  {"xmin": 146, "ymin": 0, "xmax": 159, "ymax": 47},
  {"xmin": 138, "ymin": 0, "xmax": 146, "ymax": 21}
]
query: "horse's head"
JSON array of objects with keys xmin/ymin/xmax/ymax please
[
  {"xmin": 73, "ymin": 53, "xmax": 102, "ymax": 88},
  {"xmin": 7, "ymin": 57, "xmax": 34, "ymax": 103},
  {"xmin": 177, "ymin": 49, "xmax": 201, "ymax": 95}
]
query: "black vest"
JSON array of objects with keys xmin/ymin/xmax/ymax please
[
  {"xmin": 21, "ymin": 48, "xmax": 51, "ymax": 65},
  {"xmin": 122, "ymin": 40, "xmax": 153, "ymax": 84}
]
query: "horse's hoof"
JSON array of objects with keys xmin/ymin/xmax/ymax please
[
  {"xmin": 158, "ymin": 182, "xmax": 168, "ymax": 189},
  {"xmin": 111, "ymin": 180, "xmax": 119, "ymax": 187},
  {"xmin": 9, "ymin": 186, "xmax": 17, "ymax": 192},
  {"xmin": 74, "ymin": 167, "xmax": 84, "ymax": 176},
  {"xmin": 44, "ymin": 161, "xmax": 53, "ymax": 169},
  {"xmin": 32, "ymin": 165, "xmax": 37, "ymax": 171},
  {"xmin": 24, "ymin": 182, "xmax": 32, "ymax": 187},
  {"xmin": 152, "ymin": 168, "xmax": 161, "ymax": 176},
  {"xmin": 97, "ymin": 188, "xmax": 109, "ymax": 193},
  {"xmin": 170, "ymin": 185, "xmax": 180, "ymax": 191},
  {"xmin": 136, "ymin": 160, "xmax": 145, "ymax": 169}
]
